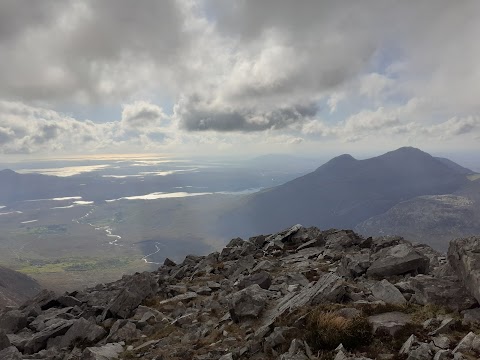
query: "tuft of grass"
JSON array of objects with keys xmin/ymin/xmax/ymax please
[
  {"xmin": 355, "ymin": 302, "xmax": 410, "ymax": 316},
  {"xmin": 306, "ymin": 310, "xmax": 373, "ymax": 351},
  {"xmin": 408, "ymin": 304, "xmax": 451, "ymax": 323}
]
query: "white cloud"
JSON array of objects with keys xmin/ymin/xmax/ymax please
[
  {"xmin": 426, "ymin": 116, "xmax": 480, "ymax": 138},
  {"xmin": 0, "ymin": 101, "xmax": 115, "ymax": 154},
  {"xmin": 327, "ymin": 92, "xmax": 346, "ymax": 113},
  {"xmin": 0, "ymin": 1, "xmax": 479, "ymax": 155},
  {"xmin": 359, "ymin": 73, "xmax": 394, "ymax": 102}
]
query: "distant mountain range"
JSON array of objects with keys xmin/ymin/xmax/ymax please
[
  {"xmin": 220, "ymin": 147, "xmax": 478, "ymax": 249},
  {"xmin": 0, "ymin": 265, "xmax": 41, "ymax": 308},
  {"xmin": 1, "ymin": 147, "xmax": 478, "ymax": 253}
]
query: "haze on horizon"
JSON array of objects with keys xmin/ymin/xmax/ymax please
[{"xmin": 0, "ymin": 0, "xmax": 479, "ymax": 159}]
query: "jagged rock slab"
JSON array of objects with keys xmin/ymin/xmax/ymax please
[
  {"xmin": 0, "ymin": 310, "xmax": 28, "ymax": 333},
  {"xmin": 104, "ymin": 272, "xmax": 158, "ymax": 319},
  {"xmin": 20, "ymin": 289, "xmax": 57, "ymax": 312},
  {"xmin": 406, "ymin": 343, "xmax": 433, "ymax": 360},
  {"xmin": 448, "ymin": 236, "xmax": 480, "ymax": 304},
  {"xmin": 54, "ymin": 318, "xmax": 107, "ymax": 349},
  {"xmin": 106, "ymin": 320, "xmax": 140, "ymax": 343},
  {"xmin": 462, "ymin": 308, "xmax": 480, "ymax": 325},
  {"xmin": 57, "ymin": 295, "xmax": 82, "ymax": 308},
  {"xmin": 408, "ymin": 275, "xmax": 477, "ymax": 311},
  {"xmin": 238, "ymin": 271, "xmax": 272, "ymax": 290},
  {"xmin": 257, "ymin": 273, "xmax": 345, "ymax": 335},
  {"xmin": 24, "ymin": 319, "xmax": 73, "ymax": 354},
  {"xmin": 337, "ymin": 252, "xmax": 371, "ymax": 278},
  {"xmin": 276, "ymin": 273, "xmax": 345, "ymax": 314},
  {"xmin": 0, "ymin": 329, "xmax": 10, "ymax": 351}
]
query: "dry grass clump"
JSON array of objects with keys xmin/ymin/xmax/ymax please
[{"xmin": 306, "ymin": 310, "xmax": 373, "ymax": 351}]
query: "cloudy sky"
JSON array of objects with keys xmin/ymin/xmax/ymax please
[{"xmin": 0, "ymin": 0, "xmax": 479, "ymax": 158}]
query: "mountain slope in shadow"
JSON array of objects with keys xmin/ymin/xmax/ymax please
[
  {"xmin": 0, "ymin": 265, "xmax": 42, "ymax": 308},
  {"xmin": 220, "ymin": 147, "xmax": 470, "ymax": 237}
]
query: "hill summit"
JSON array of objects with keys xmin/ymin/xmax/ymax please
[{"xmin": 2, "ymin": 225, "xmax": 480, "ymax": 359}]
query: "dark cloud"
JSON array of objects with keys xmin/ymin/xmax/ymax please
[
  {"xmin": 0, "ymin": 127, "xmax": 13, "ymax": 145},
  {"xmin": 177, "ymin": 98, "xmax": 318, "ymax": 132},
  {"xmin": 121, "ymin": 101, "xmax": 166, "ymax": 129},
  {"xmin": 0, "ymin": 0, "xmax": 65, "ymax": 42},
  {"xmin": 33, "ymin": 124, "xmax": 60, "ymax": 145},
  {"xmin": 0, "ymin": 0, "xmax": 186, "ymax": 103},
  {"xmin": 124, "ymin": 108, "xmax": 162, "ymax": 124}
]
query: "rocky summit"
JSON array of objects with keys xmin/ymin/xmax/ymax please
[{"xmin": 2, "ymin": 226, "xmax": 480, "ymax": 360}]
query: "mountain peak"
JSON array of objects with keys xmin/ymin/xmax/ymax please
[
  {"xmin": 320, "ymin": 153, "xmax": 356, "ymax": 166},
  {"xmin": 380, "ymin": 146, "xmax": 430, "ymax": 158},
  {"xmin": 333, "ymin": 153, "xmax": 356, "ymax": 161}
]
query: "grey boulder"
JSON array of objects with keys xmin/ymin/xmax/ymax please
[
  {"xmin": 0, "ymin": 329, "xmax": 11, "ymax": 351},
  {"xmin": 106, "ymin": 320, "xmax": 140, "ymax": 343},
  {"xmin": 24, "ymin": 319, "xmax": 73, "ymax": 354},
  {"xmin": 367, "ymin": 243, "xmax": 429, "ymax": 278},
  {"xmin": 238, "ymin": 271, "xmax": 272, "ymax": 290},
  {"xmin": 228, "ymin": 284, "xmax": 267, "ymax": 321},
  {"xmin": 408, "ymin": 275, "xmax": 477, "ymax": 311},
  {"xmin": 55, "ymin": 318, "xmax": 107, "ymax": 349},
  {"xmin": 0, "ymin": 346, "xmax": 23, "ymax": 360},
  {"xmin": 104, "ymin": 272, "xmax": 158, "ymax": 319}
]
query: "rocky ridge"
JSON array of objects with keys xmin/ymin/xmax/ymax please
[{"xmin": 2, "ymin": 225, "xmax": 480, "ymax": 359}]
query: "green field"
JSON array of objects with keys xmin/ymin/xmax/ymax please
[{"xmin": 15, "ymin": 256, "xmax": 134, "ymax": 274}]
